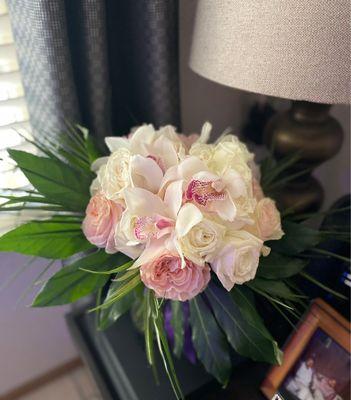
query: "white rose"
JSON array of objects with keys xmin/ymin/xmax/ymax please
[
  {"xmin": 179, "ymin": 218, "xmax": 226, "ymax": 265},
  {"xmin": 216, "ymin": 135, "xmax": 254, "ymax": 163},
  {"xmin": 189, "ymin": 142, "xmax": 215, "ymax": 165},
  {"xmin": 211, "ymin": 231, "xmax": 263, "ymax": 291},
  {"xmin": 211, "ymin": 137, "xmax": 253, "ymax": 186},
  {"xmin": 90, "ymin": 164, "xmax": 106, "ymax": 195},
  {"xmin": 101, "ymin": 148, "xmax": 131, "ymax": 200}
]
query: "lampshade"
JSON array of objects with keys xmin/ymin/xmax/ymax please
[{"xmin": 190, "ymin": 0, "xmax": 350, "ymax": 104}]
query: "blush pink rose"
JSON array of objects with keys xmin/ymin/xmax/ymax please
[
  {"xmin": 82, "ymin": 193, "xmax": 124, "ymax": 253},
  {"xmin": 252, "ymin": 178, "xmax": 264, "ymax": 201},
  {"xmin": 140, "ymin": 254, "xmax": 210, "ymax": 301},
  {"xmin": 256, "ymin": 198, "xmax": 284, "ymax": 241}
]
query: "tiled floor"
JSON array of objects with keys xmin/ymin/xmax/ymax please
[{"xmin": 17, "ymin": 367, "xmax": 102, "ymax": 400}]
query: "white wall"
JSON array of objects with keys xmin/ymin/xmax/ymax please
[{"xmin": 0, "ymin": 253, "xmax": 77, "ymax": 395}]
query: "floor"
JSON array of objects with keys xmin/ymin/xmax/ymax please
[{"xmin": 17, "ymin": 366, "xmax": 102, "ymax": 400}]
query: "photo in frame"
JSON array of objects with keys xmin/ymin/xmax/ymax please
[{"xmin": 261, "ymin": 298, "xmax": 350, "ymax": 400}]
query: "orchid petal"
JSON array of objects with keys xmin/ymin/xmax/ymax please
[
  {"xmin": 197, "ymin": 121, "xmax": 212, "ymax": 144},
  {"xmin": 212, "ymin": 193, "xmax": 237, "ymax": 222},
  {"xmin": 176, "ymin": 203, "xmax": 203, "ymax": 237},
  {"xmin": 130, "ymin": 155, "xmax": 163, "ymax": 193},
  {"xmin": 129, "ymin": 124, "xmax": 155, "ymax": 154},
  {"xmin": 223, "ymin": 168, "xmax": 247, "ymax": 198},
  {"xmin": 123, "ymin": 187, "xmax": 167, "ymax": 217},
  {"xmin": 132, "ymin": 238, "xmax": 165, "ymax": 269},
  {"xmin": 164, "ymin": 180, "xmax": 184, "ymax": 219}
]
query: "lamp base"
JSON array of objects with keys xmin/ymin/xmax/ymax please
[{"xmin": 264, "ymin": 100, "xmax": 343, "ymax": 212}]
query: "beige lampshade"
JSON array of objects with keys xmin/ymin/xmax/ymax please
[{"xmin": 190, "ymin": 0, "xmax": 350, "ymax": 104}]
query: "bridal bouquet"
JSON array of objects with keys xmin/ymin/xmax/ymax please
[{"xmin": 0, "ymin": 123, "xmax": 346, "ymax": 399}]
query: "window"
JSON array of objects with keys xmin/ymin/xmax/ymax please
[
  {"xmin": 0, "ymin": 0, "xmax": 37, "ymax": 233},
  {"xmin": 0, "ymin": 0, "xmax": 33, "ymax": 190}
]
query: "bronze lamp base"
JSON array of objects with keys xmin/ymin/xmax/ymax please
[{"xmin": 264, "ymin": 101, "xmax": 343, "ymax": 213}]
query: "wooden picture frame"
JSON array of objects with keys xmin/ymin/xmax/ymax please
[{"xmin": 261, "ymin": 298, "xmax": 350, "ymax": 399}]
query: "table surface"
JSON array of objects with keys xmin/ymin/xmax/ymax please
[{"xmin": 66, "ymin": 304, "xmax": 269, "ymax": 400}]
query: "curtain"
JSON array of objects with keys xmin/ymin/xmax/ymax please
[{"xmin": 7, "ymin": 0, "xmax": 180, "ymax": 144}]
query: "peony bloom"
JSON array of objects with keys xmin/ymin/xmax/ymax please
[
  {"xmin": 211, "ymin": 231, "xmax": 263, "ymax": 291},
  {"xmin": 248, "ymin": 198, "xmax": 284, "ymax": 241},
  {"xmin": 82, "ymin": 193, "xmax": 124, "ymax": 253},
  {"xmin": 140, "ymin": 254, "xmax": 210, "ymax": 301}
]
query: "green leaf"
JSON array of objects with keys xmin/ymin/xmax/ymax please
[
  {"xmin": 269, "ymin": 221, "xmax": 321, "ymax": 255},
  {"xmin": 98, "ymin": 278, "xmax": 136, "ymax": 330},
  {"xmin": 248, "ymin": 278, "xmax": 303, "ymax": 300},
  {"xmin": 189, "ymin": 295, "xmax": 231, "ymax": 386},
  {"xmin": 8, "ymin": 149, "xmax": 92, "ymax": 212},
  {"xmin": 231, "ymin": 286, "xmax": 274, "ymax": 340},
  {"xmin": 89, "ymin": 273, "xmax": 141, "ymax": 312},
  {"xmin": 206, "ymin": 284, "xmax": 282, "ymax": 365},
  {"xmin": 0, "ymin": 219, "xmax": 92, "ymax": 259},
  {"xmin": 144, "ymin": 290, "xmax": 159, "ymax": 383},
  {"xmin": 32, "ymin": 252, "xmax": 126, "ymax": 306},
  {"xmin": 152, "ymin": 296, "xmax": 184, "ymax": 400},
  {"xmin": 170, "ymin": 301, "xmax": 184, "ymax": 358},
  {"xmin": 257, "ymin": 252, "xmax": 308, "ymax": 279}
]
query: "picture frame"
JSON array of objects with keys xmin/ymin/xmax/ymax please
[{"xmin": 261, "ymin": 298, "xmax": 350, "ymax": 400}]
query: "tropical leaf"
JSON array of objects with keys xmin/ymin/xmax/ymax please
[
  {"xmin": 257, "ymin": 252, "xmax": 308, "ymax": 279},
  {"xmin": 98, "ymin": 278, "xmax": 137, "ymax": 330},
  {"xmin": 231, "ymin": 286, "xmax": 274, "ymax": 340},
  {"xmin": 76, "ymin": 124, "xmax": 102, "ymax": 163},
  {"xmin": 152, "ymin": 296, "xmax": 184, "ymax": 400},
  {"xmin": 89, "ymin": 272, "xmax": 141, "ymax": 312},
  {"xmin": 144, "ymin": 290, "xmax": 158, "ymax": 382},
  {"xmin": 189, "ymin": 295, "xmax": 231, "ymax": 386},
  {"xmin": 248, "ymin": 278, "xmax": 304, "ymax": 300},
  {"xmin": 0, "ymin": 219, "xmax": 92, "ymax": 259},
  {"xmin": 170, "ymin": 301, "xmax": 184, "ymax": 358},
  {"xmin": 269, "ymin": 221, "xmax": 321, "ymax": 255},
  {"xmin": 206, "ymin": 284, "xmax": 282, "ymax": 365},
  {"xmin": 8, "ymin": 150, "xmax": 92, "ymax": 211},
  {"xmin": 32, "ymin": 252, "xmax": 126, "ymax": 306}
]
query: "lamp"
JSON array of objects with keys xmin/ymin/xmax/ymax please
[{"xmin": 190, "ymin": 0, "xmax": 350, "ymax": 212}]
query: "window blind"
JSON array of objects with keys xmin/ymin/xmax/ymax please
[
  {"xmin": 0, "ymin": 0, "xmax": 33, "ymax": 190},
  {"xmin": 0, "ymin": 0, "xmax": 38, "ymax": 233}
]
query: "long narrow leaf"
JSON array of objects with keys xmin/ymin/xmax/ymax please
[
  {"xmin": 189, "ymin": 295, "xmax": 231, "ymax": 386},
  {"xmin": 32, "ymin": 251, "xmax": 125, "ymax": 307},
  {"xmin": 8, "ymin": 150, "xmax": 92, "ymax": 211},
  {"xmin": 300, "ymin": 271, "xmax": 348, "ymax": 300},
  {"xmin": 89, "ymin": 273, "xmax": 141, "ymax": 312},
  {"xmin": 0, "ymin": 219, "xmax": 92, "ymax": 259},
  {"xmin": 171, "ymin": 301, "xmax": 184, "ymax": 358},
  {"xmin": 257, "ymin": 252, "xmax": 308, "ymax": 279},
  {"xmin": 269, "ymin": 221, "xmax": 321, "ymax": 255},
  {"xmin": 206, "ymin": 284, "xmax": 282, "ymax": 365},
  {"xmin": 152, "ymin": 296, "xmax": 184, "ymax": 400},
  {"xmin": 144, "ymin": 290, "xmax": 159, "ymax": 383},
  {"xmin": 98, "ymin": 277, "xmax": 136, "ymax": 330}
]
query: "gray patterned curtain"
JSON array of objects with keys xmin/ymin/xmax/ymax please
[{"xmin": 7, "ymin": 0, "xmax": 180, "ymax": 144}]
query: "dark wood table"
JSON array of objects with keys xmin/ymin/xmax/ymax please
[{"xmin": 66, "ymin": 303, "xmax": 268, "ymax": 400}]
